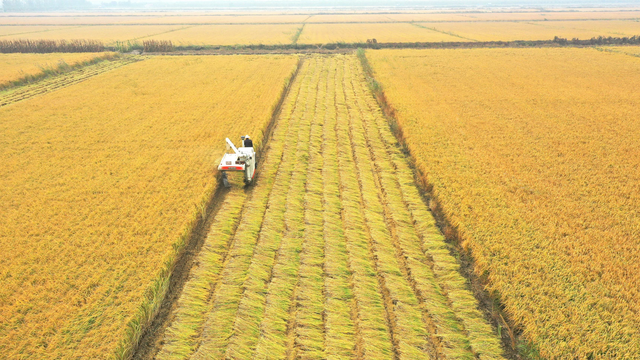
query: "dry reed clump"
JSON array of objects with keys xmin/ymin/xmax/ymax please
[
  {"xmin": 0, "ymin": 39, "xmax": 105, "ymax": 53},
  {"xmin": 142, "ymin": 40, "xmax": 174, "ymax": 52},
  {"xmin": 366, "ymin": 47, "xmax": 640, "ymax": 358}
]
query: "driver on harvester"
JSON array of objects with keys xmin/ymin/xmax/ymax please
[{"xmin": 242, "ymin": 135, "xmax": 253, "ymax": 148}]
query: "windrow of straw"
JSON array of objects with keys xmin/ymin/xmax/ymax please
[
  {"xmin": 289, "ymin": 55, "xmax": 329, "ymax": 359},
  {"xmin": 249, "ymin": 56, "xmax": 318, "ymax": 359},
  {"xmin": 222, "ymin": 59, "xmax": 319, "ymax": 359},
  {"xmin": 333, "ymin": 55, "xmax": 395, "ymax": 359},
  {"xmin": 341, "ymin": 56, "xmax": 431, "ymax": 358},
  {"xmin": 0, "ymin": 39, "xmax": 105, "ymax": 53},
  {"xmin": 320, "ymin": 56, "xmax": 359, "ymax": 359},
  {"xmin": 351, "ymin": 54, "xmax": 505, "ymax": 359}
]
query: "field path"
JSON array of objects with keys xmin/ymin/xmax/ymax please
[{"xmin": 148, "ymin": 54, "xmax": 504, "ymax": 359}]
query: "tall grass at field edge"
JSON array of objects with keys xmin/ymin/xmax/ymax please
[{"xmin": 113, "ymin": 56, "xmax": 302, "ymax": 360}]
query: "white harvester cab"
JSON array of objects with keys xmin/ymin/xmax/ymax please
[{"xmin": 218, "ymin": 136, "xmax": 256, "ymax": 187}]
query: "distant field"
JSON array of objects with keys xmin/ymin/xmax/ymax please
[
  {"xmin": 368, "ymin": 47, "xmax": 640, "ymax": 358},
  {"xmin": 0, "ymin": 14, "xmax": 310, "ymax": 25},
  {"xmin": 1, "ymin": 10, "xmax": 639, "ymax": 45},
  {"xmin": 0, "ymin": 25, "xmax": 185, "ymax": 45},
  {"xmin": 297, "ymin": 23, "xmax": 460, "ymax": 44},
  {"xmin": 0, "ymin": 54, "xmax": 298, "ymax": 359},
  {"xmin": 305, "ymin": 14, "xmax": 394, "ymax": 23},
  {"xmin": 425, "ymin": 21, "xmax": 635, "ymax": 41},
  {"xmin": 0, "ymin": 52, "xmax": 115, "ymax": 87},
  {"xmin": 142, "ymin": 24, "xmax": 300, "ymax": 45},
  {"xmin": 0, "ymin": 25, "xmax": 76, "ymax": 36},
  {"xmin": 538, "ymin": 20, "xmax": 640, "ymax": 37}
]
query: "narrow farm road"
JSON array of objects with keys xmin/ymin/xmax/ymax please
[{"xmin": 148, "ymin": 54, "xmax": 504, "ymax": 359}]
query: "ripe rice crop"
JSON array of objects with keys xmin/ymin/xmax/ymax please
[
  {"xmin": 297, "ymin": 23, "xmax": 460, "ymax": 44},
  {"xmin": 538, "ymin": 20, "xmax": 640, "ymax": 37},
  {"xmin": 1, "ymin": 25, "xmax": 185, "ymax": 45},
  {"xmin": 155, "ymin": 54, "xmax": 503, "ymax": 359},
  {"xmin": 0, "ymin": 52, "xmax": 115, "ymax": 87},
  {"xmin": 305, "ymin": 14, "xmax": 395, "ymax": 23},
  {"xmin": 606, "ymin": 45, "xmax": 640, "ymax": 55},
  {"xmin": 367, "ymin": 47, "xmax": 640, "ymax": 358},
  {"xmin": 426, "ymin": 21, "xmax": 620, "ymax": 41},
  {"xmin": 0, "ymin": 25, "xmax": 74, "ymax": 36},
  {"xmin": 0, "ymin": 14, "xmax": 310, "ymax": 25},
  {"xmin": 0, "ymin": 54, "xmax": 298, "ymax": 359},
  {"xmin": 141, "ymin": 24, "xmax": 300, "ymax": 45}
]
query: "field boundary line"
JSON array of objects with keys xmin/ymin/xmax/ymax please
[
  {"xmin": 356, "ymin": 48, "xmax": 522, "ymax": 359},
  {"xmin": 127, "ymin": 56, "xmax": 304, "ymax": 360}
]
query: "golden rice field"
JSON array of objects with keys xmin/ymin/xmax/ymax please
[
  {"xmin": 387, "ymin": 10, "xmax": 640, "ymax": 22},
  {"xmin": 367, "ymin": 47, "xmax": 640, "ymax": 358},
  {"xmin": 0, "ymin": 25, "xmax": 185, "ymax": 45},
  {"xmin": 142, "ymin": 24, "xmax": 300, "ymax": 45},
  {"xmin": 152, "ymin": 54, "xmax": 503, "ymax": 360},
  {"xmin": 0, "ymin": 54, "xmax": 298, "ymax": 359},
  {"xmin": 297, "ymin": 23, "xmax": 460, "ymax": 44},
  {"xmin": 0, "ymin": 14, "xmax": 310, "ymax": 25},
  {"xmin": 1, "ymin": 12, "xmax": 639, "ymax": 45},
  {"xmin": 0, "ymin": 25, "xmax": 75, "ymax": 36},
  {"xmin": 426, "ymin": 21, "xmax": 632, "ymax": 41},
  {"xmin": 606, "ymin": 45, "xmax": 640, "ymax": 56},
  {"xmin": 0, "ymin": 52, "xmax": 115, "ymax": 87},
  {"xmin": 539, "ymin": 20, "xmax": 640, "ymax": 37},
  {"xmin": 305, "ymin": 14, "xmax": 395, "ymax": 23}
]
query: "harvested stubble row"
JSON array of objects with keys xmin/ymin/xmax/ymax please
[{"xmin": 155, "ymin": 54, "xmax": 503, "ymax": 359}]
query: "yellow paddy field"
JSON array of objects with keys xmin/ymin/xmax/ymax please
[
  {"xmin": 0, "ymin": 52, "xmax": 115, "ymax": 87},
  {"xmin": 367, "ymin": 47, "xmax": 640, "ymax": 358},
  {"xmin": 0, "ymin": 55, "xmax": 298, "ymax": 359}
]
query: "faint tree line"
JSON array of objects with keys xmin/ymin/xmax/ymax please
[{"xmin": 2, "ymin": 0, "xmax": 90, "ymax": 11}]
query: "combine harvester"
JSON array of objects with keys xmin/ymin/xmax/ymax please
[{"xmin": 218, "ymin": 135, "xmax": 256, "ymax": 188}]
